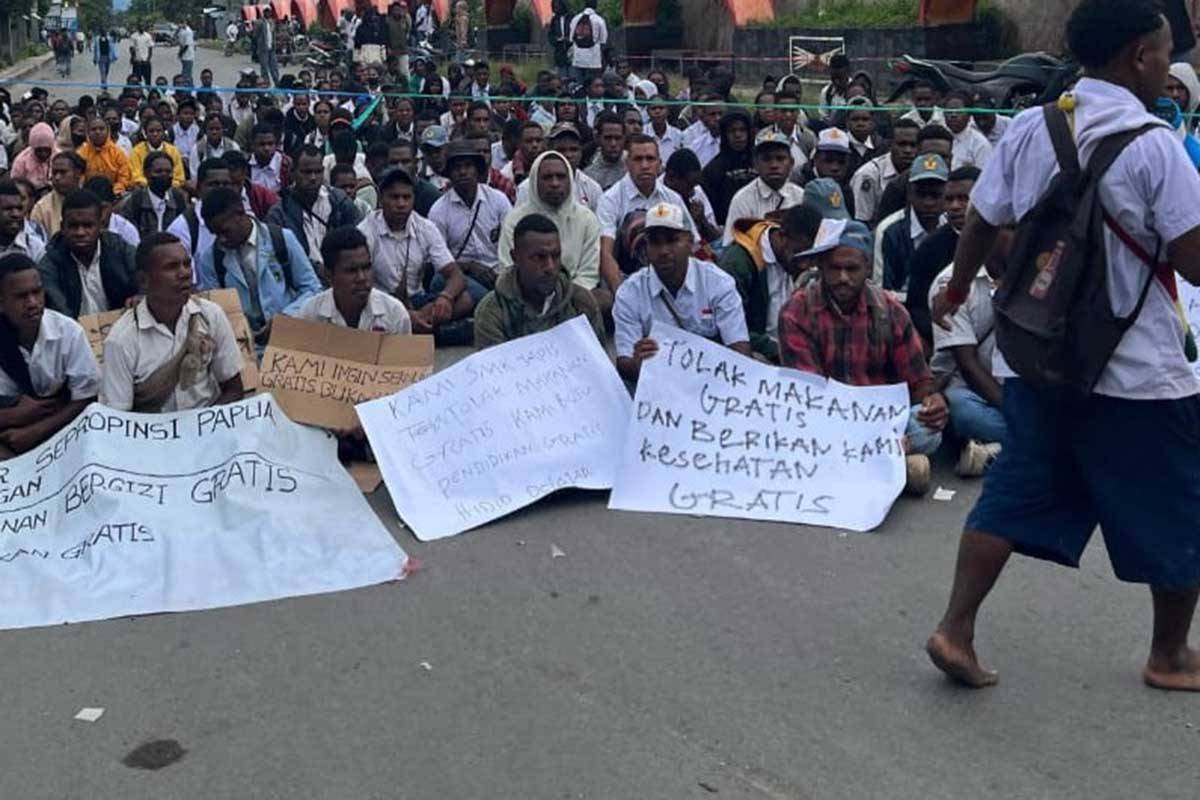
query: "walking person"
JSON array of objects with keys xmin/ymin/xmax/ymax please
[
  {"xmin": 177, "ymin": 20, "xmax": 196, "ymax": 86},
  {"xmin": 53, "ymin": 30, "xmax": 74, "ymax": 78},
  {"xmin": 129, "ymin": 23, "xmax": 154, "ymax": 85},
  {"xmin": 92, "ymin": 29, "xmax": 117, "ymax": 92},
  {"xmin": 254, "ymin": 7, "xmax": 281, "ymax": 87},
  {"xmin": 926, "ymin": 0, "xmax": 1200, "ymax": 691}
]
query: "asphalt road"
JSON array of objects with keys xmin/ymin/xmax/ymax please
[
  {"xmin": 3, "ymin": 43, "xmax": 1200, "ymax": 800},
  {"xmin": 16, "ymin": 39, "xmax": 277, "ymax": 103}
]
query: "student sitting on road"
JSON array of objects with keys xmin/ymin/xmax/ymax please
[
  {"xmin": 475, "ymin": 213, "xmax": 605, "ymax": 350},
  {"xmin": 77, "ymin": 115, "xmax": 133, "ymax": 197},
  {"xmin": 929, "ymin": 229, "xmax": 1014, "ymax": 478},
  {"xmin": 196, "ymin": 187, "xmax": 321, "ymax": 348},
  {"xmin": 614, "ymin": 203, "xmax": 750, "ymax": 383},
  {"xmin": 0, "ymin": 253, "xmax": 99, "ymax": 455},
  {"xmin": 295, "ymin": 226, "xmax": 411, "ymax": 335},
  {"xmin": 266, "ymin": 145, "xmax": 363, "ymax": 275},
  {"xmin": 719, "ymin": 203, "xmax": 824, "ymax": 363},
  {"xmin": 129, "ymin": 117, "xmax": 185, "ymax": 190},
  {"xmin": 498, "ymin": 151, "xmax": 607, "ymax": 313},
  {"xmin": 30, "ymin": 152, "xmax": 86, "ymax": 238},
  {"xmin": 38, "ymin": 189, "xmax": 139, "ymax": 318},
  {"xmin": 116, "ymin": 151, "xmax": 189, "ymax": 240},
  {"xmin": 358, "ymin": 167, "xmax": 476, "ymax": 341},
  {"xmin": 876, "ymin": 154, "xmax": 948, "ymax": 295},
  {"xmin": 100, "ymin": 232, "xmax": 244, "ymax": 413},
  {"xmin": 778, "ymin": 220, "xmax": 947, "ymax": 495},
  {"xmin": 721, "ymin": 128, "xmax": 804, "ymax": 247}
]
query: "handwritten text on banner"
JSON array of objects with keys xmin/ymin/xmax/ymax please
[
  {"xmin": 609, "ymin": 323, "xmax": 908, "ymax": 532},
  {"xmin": 357, "ymin": 316, "xmax": 631, "ymax": 541},
  {"xmin": 0, "ymin": 396, "xmax": 408, "ymax": 630}
]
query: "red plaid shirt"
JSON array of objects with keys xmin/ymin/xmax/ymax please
[
  {"xmin": 779, "ymin": 280, "xmax": 933, "ymax": 396},
  {"xmin": 489, "ymin": 167, "xmax": 516, "ymax": 204}
]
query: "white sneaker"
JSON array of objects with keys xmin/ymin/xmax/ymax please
[{"xmin": 957, "ymin": 440, "xmax": 1002, "ymax": 478}]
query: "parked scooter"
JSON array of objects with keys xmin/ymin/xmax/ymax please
[{"xmin": 887, "ymin": 52, "xmax": 1079, "ymax": 108}]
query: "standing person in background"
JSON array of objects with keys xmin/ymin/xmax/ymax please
[
  {"xmin": 225, "ymin": 19, "xmax": 240, "ymax": 57},
  {"xmin": 129, "ymin": 23, "xmax": 153, "ymax": 85},
  {"xmin": 354, "ymin": 1, "xmax": 389, "ymax": 68},
  {"xmin": 386, "ymin": 2, "xmax": 411, "ymax": 80},
  {"xmin": 569, "ymin": 0, "xmax": 607, "ymax": 84},
  {"xmin": 93, "ymin": 29, "xmax": 118, "ymax": 92},
  {"xmin": 454, "ymin": 1, "xmax": 471, "ymax": 60},
  {"xmin": 177, "ymin": 20, "xmax": 196, "ymax": 86},
  {"xmin": 548, "ymin": 0, "xmax": 573, "ymax": 80},
  {"xmin": 53, "ymin": 29, "xmax": 74, "ymax": 78},
  {"xmin": 254, "ymin": 7, "xmax": 280, "ymax": 87},
  {"xmin": 414, "ymin": 0, "xmax": 438, "ymax": 41}
]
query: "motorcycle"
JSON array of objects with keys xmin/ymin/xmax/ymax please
[{"xmin": 886, "ymin": 52, "xmax": 1079, "ymax": 109}]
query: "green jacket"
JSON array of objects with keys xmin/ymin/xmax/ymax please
[
  {"xmin": 718, "ymin": 218, "xmax": 780, "ymax": 362},
  {"xmin": 474, "ymin": 268, "xmax": 606, "ymax": 349}
]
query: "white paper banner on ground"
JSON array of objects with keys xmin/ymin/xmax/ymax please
[
  {"xmin": 609, "ymin": 323, "xmax": 909, "ymax": 532},
  {"xmin": 0, "ymin": 396, "xmax": 408, "ymax": 630},
  {"xmin": 1180, "ymin": 280, "xmax": 1200, "ymax": 382},
  {"xmin": 357, "ymin": 316, "xmax": 631, "ymax": 541}
]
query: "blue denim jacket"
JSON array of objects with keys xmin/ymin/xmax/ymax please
[{"xmin": 195, "ymin": 222, "xmax": 321, "ymax": 335}]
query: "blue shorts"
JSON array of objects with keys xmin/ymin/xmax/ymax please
[{"xmin": 966, "ymin": 379, "xmax": 1200, "ymax": 589}]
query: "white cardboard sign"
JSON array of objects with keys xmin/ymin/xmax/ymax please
[
  {"xmin": 609, "ymin": 323, "xmax": 909, "ymax": 532},
  {"xmin": 357, "ymin": 316, "xmax": 631, "ymax": 541},
  {"xmin": 0, "ymin": 396, "xmax": 408, "ymax": 630}
]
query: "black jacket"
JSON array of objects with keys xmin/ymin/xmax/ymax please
[
  {"xmin": 38, "ymin": 232, "xmax": 139, "ymax": 318},
  {"xmin": 904, "ymin": 224, "xmax": 959, "ymax": 345},
  {"xmin": 265, "ymin": 187, "xmax": 363, "ymax": 261},
  {"xmin": 283, "ymin": 109, "xmax": 316, "ymax": 158},
  {"xmin": 116, "ymin": 186, "xmax": 189, "ymax": 240},
  {"xmin": 701, "ymin": 109, "xmax": 757, "ymax": 226}
]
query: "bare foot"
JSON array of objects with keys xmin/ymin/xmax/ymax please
[
  {"xmin": 1143, "ymin": 647, "xmax": 1200, "ymax": 691},
  {"xmin": 926, "ymin": 630, "xmax": 999, "ymax": 688}
]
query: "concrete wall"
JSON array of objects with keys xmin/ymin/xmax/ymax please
[{"xmin": 991, "ymin": 0, "xmax": 1069, "ymax": 52}]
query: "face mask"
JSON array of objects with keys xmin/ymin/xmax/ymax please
[
  {"xmin": 148, "ymin": 176, "xmax": 172, "ymax": 195},
  {"xmin": 71, "ymin": 133, "xmax": 85, "ymax": 147}
]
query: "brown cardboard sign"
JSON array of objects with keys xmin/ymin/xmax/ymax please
[
  {"xmin": 77, "ymin": 289, "xmax": 260, "ymax": 391},
  {"xmin": 259, "ymin": 315, "xmax": 434, "ymax": 430}
]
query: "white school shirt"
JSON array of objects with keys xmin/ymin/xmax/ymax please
[
  {"xmin": 173, "ymin": 123, "xmax": 199, "ymax": 163},
  {"xmin": 177, "ymin": 25, "xmax": 195, "ymax": 60},
  {"xmin": 759, "ymin": 229, "xmax": 791, "ymax": 344},
  {"xmin": 951, "ymin": 125, "xmax": 992, "ymax": 169},
  {"xmin": 491, "ymin": 140, "xmax": 511, "ymax": 172},
  {"xmin": 568, "ymin": 10, "xmax": 607, "ymax": 70},
  {"xmin": 971, "ymin": 77, "xmax": 1200, "ymax": 399},
  {"xmin": 900, "ymin": 107, "xmax": 947, "ymax": 128},
  {"xmin": 190, "ymin": 138, "xmax": 238, "ymax": 179},
  {"xmin": 613, "ymin": 257, "xmax": 749, "ymax": 358},
  {"xmin": 0, "ymin": 310, "xmax": 100, "ymax": 400},
  {"xmin": 427, "ymin": 184, "xmax": 513, "ymax": 270},
  {"xmin": 295, "ymin": 288, "xmax": 412, "ymax": 334},
  {"xmin": 721, "ymin": 177, "xmax": 805, "ymax": 246},
  {"xmin": 100, "ymin": 297, "xmax": 243, "ymax": 412},
  {"xmin": 322, "ymin": 151, "xmax": 370, "ymax": 181},
  {"xmin": 74, "ymin": 247, "xmax": 107, "ymax": 316},
  {"xmin": 0, "ymin": 227, "xmax": 45, "ymax": 263},
  {"xmin": 597, "ymin": 174, "xmax": 698, "ymax": 244},
  {"xmin": 976, "ymin": 114, "xmax": 1011, "ymax": 146},
  {"xmin": 250, "ymin": 152, "xmax": 284, "ymax": 193},
  {"xmin": 644, "ymin": 121, "xmax": 684, "ymax": 165},
  {"xmin": 682, "ymin": 120, "xmax": 721, "ymax": 168},
  {"xmin": 109, "ymin": 213, "xmax": 142, "ymax": 247},
  {"xmin": 929, "ymin": 265, "xmax": 996, "ymax": 389},
  {"xmin": 850, "ymin": 152, "xmax": 900, "ymax": 223},
  {"xmin": 130, "ymin": 32, "xmax": 153, "ymax": 61},
  {"xmin": 359, "ymin": 209, "xmax": 455, "ymax": 296},
  {"xmin": 301, "ymin": 186, "xmax": 334, "ymax": 269}
]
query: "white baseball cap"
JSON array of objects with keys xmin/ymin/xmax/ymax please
[
  {"xmin": 643, "ymin": 203, "xmax": 689, "ymax": 232},
  {"xmin": 816, "ymin": 127, "xmax": 851, "ymax": 153}
]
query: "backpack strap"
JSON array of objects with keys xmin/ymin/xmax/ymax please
[
  {"xmin": 1085, "ymin": 122, "xmax": 1161, "ymax": 181},
  {"xmin": 184, "ymin": 206, "xmax": 200, "ymax": 256},
  {"xmin": 1043, "ymin": 103, "xmax": 1080, "ymax": 175},
  {"xmin": 266, "ymin": 223, "xmax": 295, "ymax": 294}
]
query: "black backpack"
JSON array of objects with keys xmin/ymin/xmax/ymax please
[
  {"xmin": 993, "ymin": 102, "xmax": 1159, "ymax": 395},
  {"xmin": 573, "ymin": 13, "xmax": 595, "ymax": 50},
  {"xmin": 212, "ymin": 223, "xmax": 295, "ymax": 293}
]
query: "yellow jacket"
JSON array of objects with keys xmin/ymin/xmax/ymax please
[
  {"xmin": 78, "ymin": 139, "xmax": 133, "ymax": 196},
  {"xmin": 129, "ymin": 141, "xmax": 186, "ymax": 190}
]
